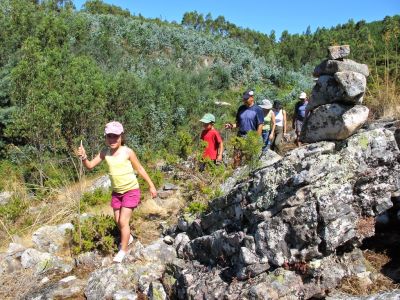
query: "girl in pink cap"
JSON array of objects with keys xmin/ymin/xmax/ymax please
[{"xmin": 77, "ymin": 121, "xmax": 157, "ymax": 263}]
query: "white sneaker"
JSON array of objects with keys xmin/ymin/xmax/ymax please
[
  {"xmin": 128, "ymin": 234, "xmax": 134, "ymax": 245},
  {"xmin": 118, "ymin": 234, "xmax": 134, "ymax": 251},
  {"xmin": 113, "ymin": 250, "xmax": 126, "ymax": 263}
]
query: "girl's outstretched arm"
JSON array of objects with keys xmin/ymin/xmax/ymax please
[{"xmin": 128, "ymin": 148, "xmax": 157, "ymax": 198}]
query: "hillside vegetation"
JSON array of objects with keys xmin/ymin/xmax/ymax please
[{"xmin": 0, "ymin": 0, "xmax": 399, "ymax": 243}]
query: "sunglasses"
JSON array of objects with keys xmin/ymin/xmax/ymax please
[{"xmin": 105, "ymin": 133, "xmax": 121, "ymax": 139}]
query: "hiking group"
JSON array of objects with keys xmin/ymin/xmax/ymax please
[
  {"xmin": 76, "ymin": 89, "xmax": 309, "ymax": 263},
  {"xmin": 199, "ymin": 89, "xmax": 309, "ymax": 167}
]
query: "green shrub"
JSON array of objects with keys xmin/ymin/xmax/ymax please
[
  {"xmin": 71, "ymin": 214, "xmax": 119, "ymax": 255},
  {"xmin": 138, "ymin": 168, "xmax": 165, "ymax": 193},
  {"xmin": 80, "ymin": 188, "xmax": 111, "ymax": 212},
  {"xmin": 166, "ymin": 130, "xmax": 194, "ymax": 160},
  {"xmin": 0, "ymin": 196, "xmax": 28, "ymax": 223},
  {"xmin": 230, "ymin": 131, "xmax": 263, "ymax": 169},
  {"xmin": 0, "ymin": 160, "xmax": 23, "ymax": 191},
  {"xmin": 185, "ymin": 201, "xmax": 208, "ymax": 215}
]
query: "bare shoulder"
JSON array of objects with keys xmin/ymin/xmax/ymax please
[{"xmin": 123, "ymin": 146, "xmax": 135, "ymax": 156}]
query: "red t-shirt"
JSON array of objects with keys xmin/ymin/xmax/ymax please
[{"xmin": 201, "ymin": 128, "xmax": 222, "ymax": 160}]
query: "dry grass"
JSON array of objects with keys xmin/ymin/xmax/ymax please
[
  {"xmin": 0, "ymin": 174, "xmax": 89, "ymax": 251},
  {"xmin": 337, "ymin": 250, "xmax": 399, "ymax": 296},
  {"xmin": 0, "ymin": 269, "xmax": 40, "ymax": 300},
  {"xmin": 356, "ymin": 217, "xmax": 376, "ymax": 238},
  {"xmin": 365, "ymin": 78, "xmax": 400, "ymax": 120},
  {"xmin": 132, "ymin": 192, "xmax": 186, "ymax": 245},
  {"xmin": 363, "ymin": 250, "xmax": 391, "ymax": 271},
  {"xmin": 339, "ymin": 274, "xmax": 398, "ymax": 296}
]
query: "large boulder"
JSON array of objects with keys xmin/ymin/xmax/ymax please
[
  {"xmin": 314, "ymin": 59, "xmax": 369, "ymax": 77},
  {"xmin": 308, "ymin": 75, "xmax": 346, "ymax": 110},
  {"xmin": 334, "ymin": 71, "xmax": 367, "ymax": 100},
  {"xmin": 308, "ymin": 73, "xmax": 366, "ymax": 111},
  {"xmin": 300, "ymin": 104, "xmax": 369, "ymax": 142}
]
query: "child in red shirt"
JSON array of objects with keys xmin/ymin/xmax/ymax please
[{"xmin": 199, "ymin": 113, "xmax": 223, "ymax": 168}]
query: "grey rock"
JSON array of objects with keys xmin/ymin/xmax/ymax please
[
  {"xmin": 20, "ymin": 248, "xmax": 73, "ymax": 274},
  {"xmin": 85, "ymin": 264, "xmax": 139, "ymax": 300},
  {"xmin": 135, "ymin": 238, "xmax": 177, "ymax": 264},
  {"xmin": 113, "ymin": 290, "xmax": 137, "ymax": 300},
  {"xmin": 328, "ymin": 45, "xmax": 351, "ymax": 59},
  {"xmin": 157, "ymin": 190, "xmax": 174, "ymax": 199},
  {"xmin": 173, "ymin": 233, "xmax": 190, "ymax": 258},
  {"xmin": 32, "ymin": 223, "xmax": 74, "ymax": 254},
  {"xmin": 0, "ymin": 191, "xmax": 13, "ymax": 205},
  {"xmin": 219, "ymin": 165, "xmax": 249, "ymax": 196},
  {"xmin": 0, "ymin": 255, "xmax": 22, "ymax": 274},
  {"xmin": 163, "ymin": 183, "xmax": 179, "ymax": 190},
  {"xmin": 75, "ymin": 251, "xmax": 103, "ymax": 268},
  {"xmin": 177, "ymin": 218, "xmax": 189, "ymax": 232},
  {"xmin": 334, "ymin": 71, "xmax": 366, "ymax": 100},
  {"xmin": 258, "ymin": 149, "xmax": 282, "ymax": 169},
  {"xmin": 7, "ymin": 242, "xmax": 25, "ymax": 257},
  {"xmin": 163, "ymin": 235, "xmax": 174, "ymax": 245},
  {"xmin": 239, "ymin": 247, "xmax": 259, "ymax": 265},
  {"xmin": 87, "ymin": 175, "xmax": 111, "ymax": 192},
  {"xmin": 301, "ymin": 104, "xmax": 369, "ymax": 142},
  {"xmin": 314, "ymin": 59, "xmax": 369, "ymax": 77},
  {"xmin": 308, "ymin": 75, "xmax": 346, "ymax": 110}
]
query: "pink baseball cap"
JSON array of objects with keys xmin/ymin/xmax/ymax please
[{"xmin": 104, "ymin": 121, "xmax": 124, "ymax": 135}]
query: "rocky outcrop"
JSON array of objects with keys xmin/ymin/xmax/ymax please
[
  {"xmin": 302, "ymin": 45, "xmax": 370, "ymax": 142},
  {"xmin": 85, "ymin": 239, "xmax": 177, "ymax": 300},
  {"xmin": 169, "ymin": 121, "xmax": 400, "ymax": 299},
  {"xmin": 32, "ymin": 223, "xmax": 74, "ymax": 254}
]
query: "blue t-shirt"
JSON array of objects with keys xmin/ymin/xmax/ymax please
[{"xmin": 236, "ymin": 104, "xmax": 264, "ymax": 136}]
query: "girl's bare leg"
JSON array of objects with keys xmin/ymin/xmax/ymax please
[{"xmin": 116, "ymin": 207, "xmax": 133, "ymax": 252}]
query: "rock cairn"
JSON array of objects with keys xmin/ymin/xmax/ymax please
[{"xmin": 301, "ymin": 45, "xmax": 370, "ymax": 142}]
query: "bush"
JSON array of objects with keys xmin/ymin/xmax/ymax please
[
  {"xmin": 80, "ymin": 188, "xmax": 111, "ymax": 212},
  {"xmin": 0, "ymin": 196, "xmax": 28, "ymax": 223},
  {"xmin": 230, "ymin": 131, "xmax": 263, "ymax": 169},
  {"xmin": 138, "ymin": 168, "xmax": 165, "ymax": 193},
  {"xmin": 71, "ymin": 214, "xmax": 119, "ymax": 254},
  {"xmin": 0, "ymin": 160, "xmax": 23, "ymax": 191},
  {"xmin": 185, "ymin": 201, "xmax": 208, "ymax": 215}
]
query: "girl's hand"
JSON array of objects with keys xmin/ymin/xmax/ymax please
[
  {"xmin": 149, "ymin": 186, "xmax": 157, "ymax": 198},
  {"xmin": 224, "ymin": 123, "xmax": 233, "ymax": 129},
  {"xmin": 77, "ymin": 145, "xmax": 87, "ymax": 160}
]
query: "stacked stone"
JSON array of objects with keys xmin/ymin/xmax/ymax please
[{"xmin": 301, "ymin": 45, "xmax": 370, "ymax": 142}]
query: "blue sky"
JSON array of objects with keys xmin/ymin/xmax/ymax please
[{"xmin": 73, "ymin": 0, "xmax": 399, "ymax": 37}]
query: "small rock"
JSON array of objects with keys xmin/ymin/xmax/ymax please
[
  {"xmin": 328, "ymin": 45, "xmax": 350, "ymax": 60},
  {"xmin": 113, "ymin": 290, "xmax": 137, "ymax": 300},
  {"xmin": 0, "ymin": 191, "xmax": 13, "ymax": 205},
  {"xmin": 163, "ymin": 235, "xmax": 174, "ymax": 245},
  {"xmin": 163, "ymin": 183, "xmax": 179, "ymax": 190},
  {"xmin": 157, "ymin": 190, "xmax": 174, "ymax": 199}
]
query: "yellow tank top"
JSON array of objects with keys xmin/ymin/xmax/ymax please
[{"xmin": 104, "ymin": 147, "xmax": 139, "ymax": 194}]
